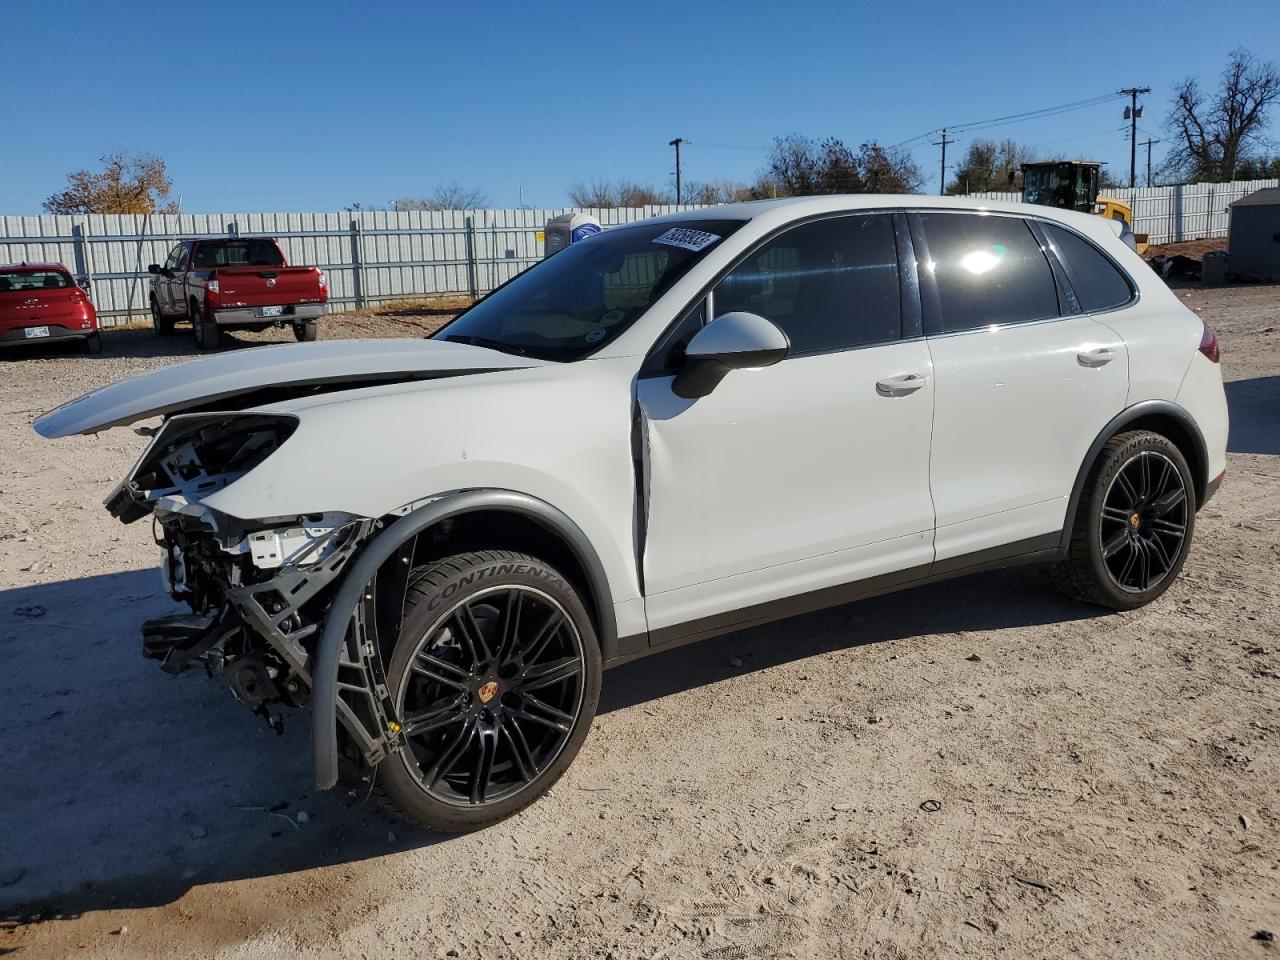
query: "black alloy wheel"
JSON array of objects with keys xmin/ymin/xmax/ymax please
[
  {"xmin": 1099, "ymin": 450, "xmax": 1189, "ymax": 593},
  {"xmin": 379, "ymin": 551, "xmax": 601, "ymax": 832},
  {"xmin": 1048, "ymin": 430, "xmax": 1196, "ymax": 610}
]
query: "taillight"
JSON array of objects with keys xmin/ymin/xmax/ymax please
[
  {"xmin": 1198, "ymin": 324, "xmax": 1220, "ymax": 363},
  {"xmin": 69, "ymin": 290, "xmax": 87, "ymax": 304},
  {"xmin": 206, "ymin": 279, "xmax": 220, "ymax": 295},
  {"xmin": 316, "ymin": 270, "xmax": 327, "ymax": 289}
]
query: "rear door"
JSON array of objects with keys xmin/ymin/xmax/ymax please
[
  {"xmin": 638, "ymin": 213, "xmax": 937, "ymax": 638},
  {"xmin": 913, "ymin": 211, "xmax": 1130, "ymax": 565}
]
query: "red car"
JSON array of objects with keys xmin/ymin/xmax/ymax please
[{"xmin": 0, "ymin": 263, "xmax": 101, "ymax": 353}]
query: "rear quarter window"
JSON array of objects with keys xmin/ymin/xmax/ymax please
[{"xmin": 1042, "ymin": 223, "xmax": 1134, "ymax": 313}]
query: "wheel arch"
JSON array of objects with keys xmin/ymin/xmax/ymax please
[
  {"xmin": 1059, "ymin": 400, "xmax": 1209, "ymax": 551},
  {"xmin": 311, "ymin": 488, "xmax": 617, "ymax": 790}
]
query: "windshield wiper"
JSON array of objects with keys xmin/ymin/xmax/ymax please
[{"xmin": 442, "ymin": 334, "xmax": 530, "ymax": 357}]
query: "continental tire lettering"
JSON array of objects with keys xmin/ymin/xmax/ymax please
[{"xmin": 424, "ymin": 563, "xmax": 560, "ymax": 612}]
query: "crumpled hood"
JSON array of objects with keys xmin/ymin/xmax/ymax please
[{"xmin": 34, "ymin": 338, "xmax": 546, "ymax": 438}]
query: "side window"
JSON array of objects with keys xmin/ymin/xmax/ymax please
[
  {"xmin": 714, "ymin": 214, "xmax": 900, "ymax": 356},
  {"xmin": 920, "ymin": 213, "xmax": 1060, "ymax": 332},
  {"xmin": 173, "ymin": 243, "xmax": 191, "ymax": 272},
  {"xmin": 164, "ymin": 244, "xmax": 184, "ymax": 270},
  {"xmin": 1042, "ymin": 223, "xmax": 1133, "ymax": 313}
]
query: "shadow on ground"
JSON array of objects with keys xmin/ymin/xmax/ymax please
[
  {"xmin": 0, "ymin": 326, "xmax": 284, "ymax": 363},
  {"xmin": 1225, "ymin": 375, "xmax": 1280, "ymax": 456},
  {"xmin": 0, "ymin": 562, "xmax": 1096, "ymax": 925}
]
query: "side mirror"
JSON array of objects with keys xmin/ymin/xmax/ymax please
[
  {"xmin": 77, "ymin": 277, "xmax": 91, "ymax": 290},
  {"xmin": 147, "ymin": 264, "xmax": 162, "ymax": 275},
  {"xmin": 672, "ymin": 311, "xmax": 789, "ymax": 399}
]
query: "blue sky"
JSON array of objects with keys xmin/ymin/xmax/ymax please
[{"xmin": 4, "ymin": 0, "xmax": 1277, "ymax": 213}]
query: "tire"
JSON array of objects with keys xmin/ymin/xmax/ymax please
[
  {"xmin": 377, "ymin": 550, "xmax": 602, "ymax": 832},
  {"xmin": 1048, "ymin": 430, "xmax": 1196, "ymax": 610},
  {"xmin": 292, "ymin": 321, "xmax": 318, "ymax": 342},
  {"xmin": 192, "ymin": 301, "xmax": 222, "ymax": 350},
  {"xmin": 82, "ymin": 332, "xmax": 102, "ymax": 354},
  {"xmin": 150, "ymin": 296, "xmax": 174, "ymax": 336}
]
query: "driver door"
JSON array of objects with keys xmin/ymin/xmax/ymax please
[{"xmin": 637, "ymin": 213, "xmax": 937, "ymax": 641}]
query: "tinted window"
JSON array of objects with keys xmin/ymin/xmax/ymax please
[
  {"xmin": 0, "ymin": 270, "xmax": 71, "ymax": 293},
  {"xmin": 920, "ymin": 213, "xmax": 1059, "ymax": 332},
  {"xmin": 193, "ymin": 239, "xmax": 285, "ymax": 268},
  {"xmin": 435, "ymin": 219, "xmax": 743, "ymax": 361},
  {"xmin": 714, "ymin": 214, "xmax": 900, "ymax": 355},
  {"xmin": 164, "ymin": 244, "xmax": 183, "ymax": 270},
  {"xmin": 1043, "ymin": 223, "xmax": 1133, "ymax": 312}
]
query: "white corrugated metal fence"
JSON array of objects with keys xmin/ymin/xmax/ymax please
[
  {"xmin": 0, "ymin": 206, "xmax": 705, "ymax": 327},
  {"xmin": 964, "ymin": 177, "xmax": 1278, "ymax": 245},
  {"xmin": 2, "ymin": 179, "xmax": 1273, "ymax": 328}
]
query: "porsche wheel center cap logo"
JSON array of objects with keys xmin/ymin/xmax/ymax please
[{"xmin": 477, "ymin": 680, "xmax": 499, "ymax": 704}]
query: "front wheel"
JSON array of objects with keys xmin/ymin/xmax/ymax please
[
  {"xmin": 378, "ymin": 550, "xmax": 602, "ymax": 832},
  {"xmin": 1048, "ymin": 430, "xmax": 1196, "ymax": 610},
  {"xmin": 150, "ymin": 297, "xmax": 174, "ymax": 336}
]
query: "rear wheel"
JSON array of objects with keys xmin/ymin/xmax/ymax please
[
  {"xmin": 292, "ymin": 320, "xmax": 318, "ymax": 342},
  {"xmin": 82, "ymin": 332, "xmax": 102, "ymax": 354},
  {"xmin": 150, "ymin": 296, "xmax": 174, "ymax": 335},
  {"xmin": 378, "ymin": 550, "xmax": 601, "ymax": 832},
  {"xmin": 192, "ymin": 301, "xmax": 222, "ymax": 350},
  {"xmin": 1048, "ymin": 430, "xmax": 1195, "ymax": 609}
]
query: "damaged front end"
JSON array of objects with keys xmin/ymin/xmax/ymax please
[{"xmin": 114, "ymin": 413, "xmax": 400, "ymax": 769}]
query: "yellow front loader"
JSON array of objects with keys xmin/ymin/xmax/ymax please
[{"xmin": 1021, "ymin": 161, "xmax": 1149, "ymax": 254}]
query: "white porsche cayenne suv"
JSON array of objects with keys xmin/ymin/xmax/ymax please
[{"xmin": 37, "ymin": 196, "xmax": 1228, "ymax": 832}]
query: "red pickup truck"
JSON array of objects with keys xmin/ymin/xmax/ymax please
[{"xmin": 148, "ymin": 237, "xmax": 328, "ymax": 350}]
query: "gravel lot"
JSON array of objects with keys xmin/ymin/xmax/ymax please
[{"xmin": 2, "ymin": 288, "xmax": 1277, "ymax": 959}]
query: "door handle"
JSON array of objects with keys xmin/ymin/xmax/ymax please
[
  {"xmin": 1077, "ymin": 347, "xmax": 1116, "ymax": 367},
  {"xmin": 876, "ymin": 372, "xmax": 928, "ymax": 396}
]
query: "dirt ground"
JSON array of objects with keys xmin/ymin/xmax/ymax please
[{"xmin": 1, "ymin": 287, "xmax": 1277, "ymax": 959}]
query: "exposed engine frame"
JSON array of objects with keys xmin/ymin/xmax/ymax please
[{"xmin": 116, "ymin": 412, "xmax": 404, "ymax": 773}]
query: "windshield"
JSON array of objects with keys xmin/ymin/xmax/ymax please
[
  {"xmin": 433, "ymin": 219, "xmax": 744, "ymax": 361},
  {"xmin": 0, "ymin": 270, "xmax": 72, "ymax": 293}
]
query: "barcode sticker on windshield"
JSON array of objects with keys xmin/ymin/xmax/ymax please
[{"xmin": 653, "ymin": 228, "xmax": 720, "ymax": 252}]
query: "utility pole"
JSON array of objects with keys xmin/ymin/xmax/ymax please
[
  {"xmin": 932, "ymin": 128, "xmax": 957, "ymax": 194},
  {"xmin": 1138, "ymin": 138, "xmax": 1160, "ymax": 187},
  {"xmin": 1119, "ymin": 87, "xmax": 1150, "ymax": 187},
  {"xmin": 668, "ymin": 138, "xmax": 684, "ymax": 205}
]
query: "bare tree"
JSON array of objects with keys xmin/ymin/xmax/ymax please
[
  {"xmin": 947, "ymin": 139, "xmax": 1036, "ymax": 194},
  {"xmin": 1166, "ymin": 48, "xmax": 1280, "ymax": 181},
  {"xmin": 392, "ymin": 182, "xmax": 490, "ymax": 211},
  {"xmin": 43, "ymin": 152, "xmax": 177, "ymax": 214},
  {"xmin": 567, "ymin": 179, "xmax": 671, "ymax": 208},
  {"xmin": 857, "ymin": 142, "xmax": 924, "ymax": 194},
  {"xmin": 764, "ymin": 134, "xmax": 921, "ymax": 196}
]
